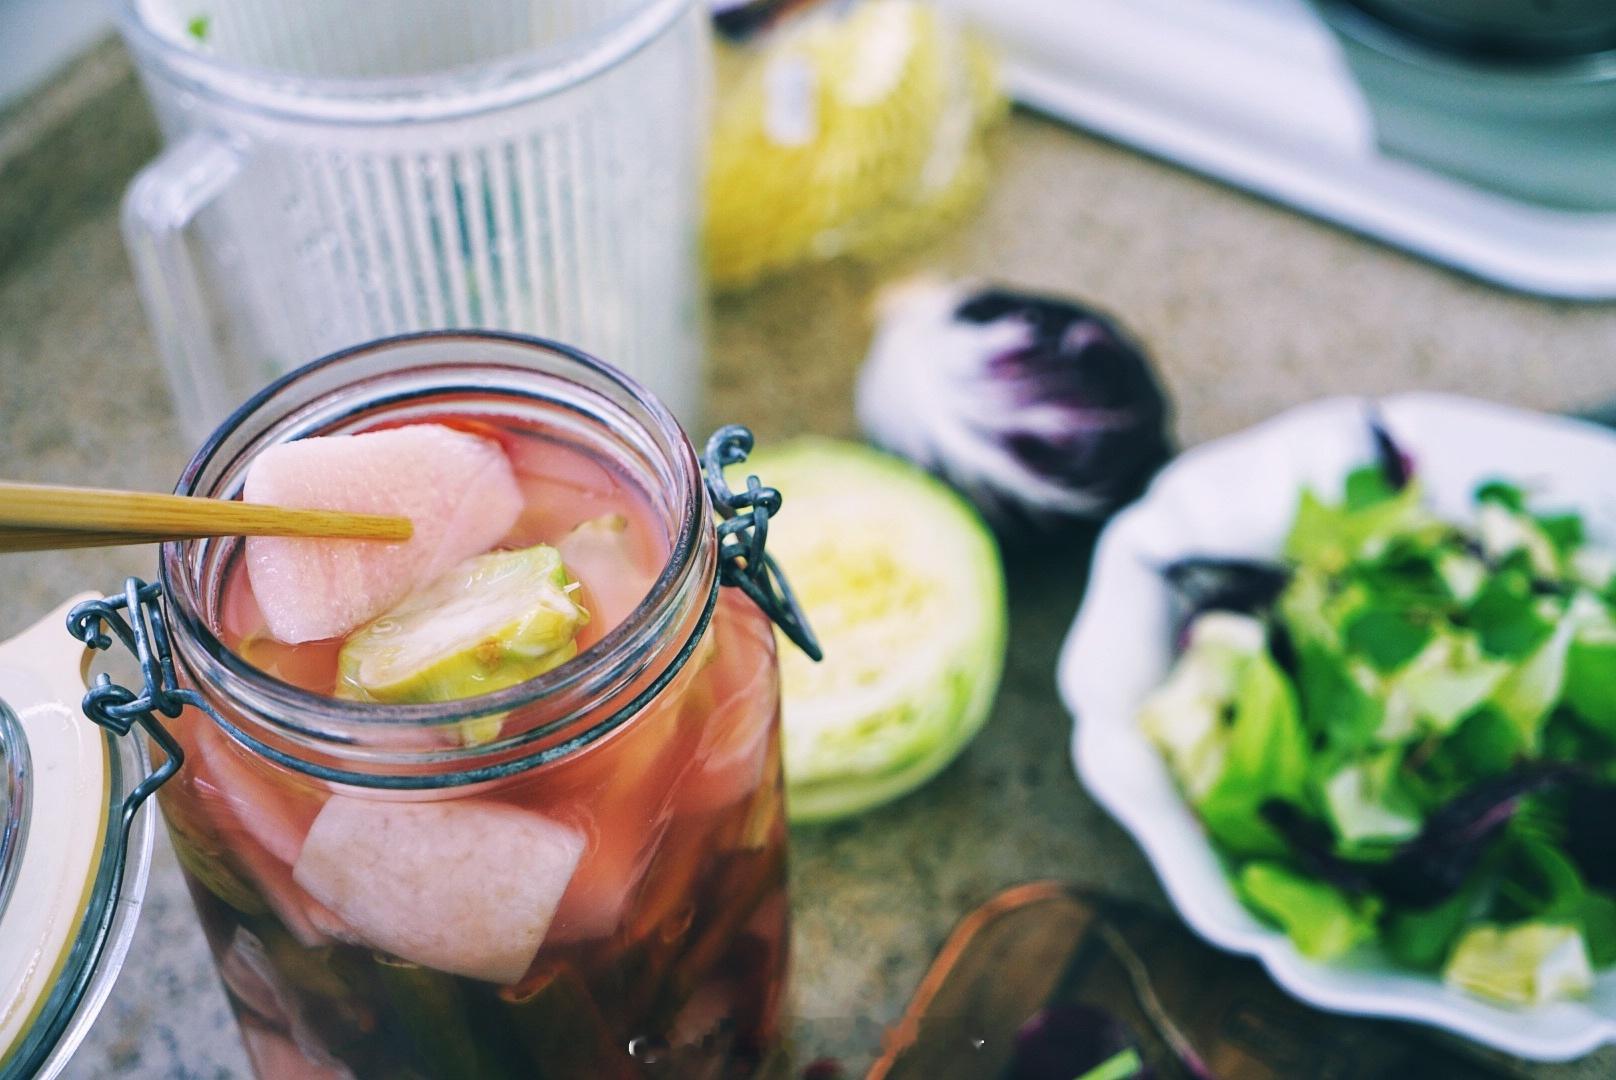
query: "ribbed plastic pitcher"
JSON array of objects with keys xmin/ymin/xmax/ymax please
[{"xmin": 116, "ymin": 0, "xmax": 711, "ymax": 440}]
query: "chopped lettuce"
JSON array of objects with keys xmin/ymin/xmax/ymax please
[
  {"xmin": 1142, "ymin": 443, "xmax": 1616, "ymax": 1005},
  {"xmin": 1138, "ymin": 612, "xmax": 1265, "ymax": 802},
  {"xmin": 1237, "ymin": 861, "xmax": 1378, "ymax": 961},
  {"xmin": 1194, "ymin": 648, "xmax": 1311, "ymax": 857},
  {"xmin": 1321, "ymin": 750, "xmax": 1420, "ymax": 846},
  {"xmin": 1284, "ymin": 480, "xmax": 1435, "ymax": 575},
  {"xmin": 1489, "ymin": 615, "xmax": 1575, "ymax": 752},
  {"xmin": 1384, "ymin": 878, "xmax": 1484, "ymax": 971},
  {"xmin": 1390, "ymin": 629, "xmax": 1509, "ymax": 736},
  {"xmin": 1565, "ymin": 593, "xmax": 1616, "ymax": 735},
  {"xmin": 1444, "ymin": 923, "xmax": 1592, "ymax": 1006},
  {"xmin": 1477, "ymin": 501, "xmax": 1561, "ymax": 580}
]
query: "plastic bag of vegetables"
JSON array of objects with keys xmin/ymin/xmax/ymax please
[{"xmin": 705, "ymin": 1, "xmax": 1005, "ymax": 288}]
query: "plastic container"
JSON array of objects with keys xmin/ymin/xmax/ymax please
[{"xmin": 116, "ymin": 0, "xmax": 711, "ymax": 442}]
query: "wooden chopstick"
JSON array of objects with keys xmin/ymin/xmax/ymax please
[
  {"xmin": 0, "ymin": 528, "xmax": 267, "ymax": 553},
  {"xmin": 0, "ymin": 482, "xmax": 412, "ymax": 553}
]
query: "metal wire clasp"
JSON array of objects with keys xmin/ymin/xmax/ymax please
[
  {"xmin": 701, "ymin": 426, "xmax": 823, "ymax": 662},
  {"xmin": 65, "ymin": 578, "xmax": 193, "ymax": 821}
]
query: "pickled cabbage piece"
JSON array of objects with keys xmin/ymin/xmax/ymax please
[
  {"xmin": 292, "ymin": 796, "xmax": 584, "ymax": 984},
  {"xmin": 244, "ymin": 425, "xmax": 522, "ymax": 643},
  {"xmin": 728, "ymin": 439, "xmax": 1007, "ymax": 823},
  {"xmin": 336, "ymin": 544, "xmax": 587, "ymax": 705}
]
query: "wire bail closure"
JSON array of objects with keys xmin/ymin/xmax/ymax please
[
  {"xmin": 701, "ymin": 425, "xmax": 823, "ymax": 662},
  {"xmin": 66, "ymin": 579, "xmax": 187, "ymax": 820}
]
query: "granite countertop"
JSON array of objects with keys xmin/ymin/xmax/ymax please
[{"xmin": 6, "ymin": 39, "xmax": 1616, "ymax": 1080}]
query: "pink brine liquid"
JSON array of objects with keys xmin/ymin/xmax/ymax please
[{"xmin": 158, "ymin": 414, "xmax": 790, "ymax": 1079}]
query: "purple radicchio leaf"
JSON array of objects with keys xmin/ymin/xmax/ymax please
[
  {"xmin": 1262, "ymin": 763, "xmax": 1582, "ymax": 910},
  {"xmin": 855, "ymin": 280, "xmax": 1174, "ymax": 545},
  {"xmin": 1260, "ymin": 800, "xmax": 1378, "ymax": 898},
  {"xmin": 1007, "ymin": 1004, "xmax": 1153, "ymax": 1080},
  {"xmin": 1161, "ymin": 558, "xmax": 1290, "ymax": 620},
  {"xmin": 956, "ymin": 289, "xmax": 1172, "ymax": 519},
  {"xmin": 1565, "ymin": 780, "xmax": 1616, "ymax": 892},
  {"xmin": 1160, "ymin": 557, "xmax": 1291, "ymax": 653},
  {"xmin": 1368, "ymin": 414, "xmax": 1414, "ymax": 491},
  {"xmin": 1376, "ymin": 764, "xmax": 1579, "ymax": 907}
]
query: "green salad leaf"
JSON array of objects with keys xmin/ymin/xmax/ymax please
[
  {"xmin": 1237, "ymin": 861, "xmax": 1378, "ymax": 961},
  {"xmin": 1141, "ymin": 438, "xmax": 1616, "ymax": 1006},
  {"xmin": 1195, "ymin": 649, "xmax": 1311, "ymax": 857}
]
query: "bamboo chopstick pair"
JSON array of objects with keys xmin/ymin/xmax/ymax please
[{"xmin": 0, "ymin": 481, "xmax": 412, "ymax": 553}]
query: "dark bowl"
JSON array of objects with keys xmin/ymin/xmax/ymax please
[{"xmin": 1345, "ymin": 0, "xmax": 1616, "ymax": 59}]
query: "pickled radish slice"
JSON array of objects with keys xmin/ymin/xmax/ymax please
[
  {"xmin": 547, "ymin": 690, "xmax": 694, "ymax": 942},
  {"xmin": 556, "ymin": 514, "xmax": 661, "ymax": 642},
  {"xmin": 293, "ymin": 797, "xmax": 584, "ymax": 984},
  {"xmin": 240, "ymin": 1024, "xmax": 356, "ymax": 1080},
  {"xmin": 193, "ymin": 724, "xmax": 322, "ymax": 866},
  {"xmin": 548, "ymin": 810, "xmax": 667, "ymax": 944},
  {"xmin": 336, "ymin": 544, "xmax": 588, "ymax": 705},
  {"xmin": 243, "ymin": 425, "xmax": 522, "ymax": 643},
  {"xmin": 191, "ymin": 724, "xmax": 341, "ymax": 947},
  {"xmin": 677, "ymin": 594, "xmax": 780, "ymax": 815}
]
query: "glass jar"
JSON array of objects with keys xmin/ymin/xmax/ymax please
[
  {"xmin": 0, "ymin": 597, "xmax": 159, "ymax": 1080},
  {"xmin": 133, "ymin": 332, "xmax": 801, "ymax": 1077}
]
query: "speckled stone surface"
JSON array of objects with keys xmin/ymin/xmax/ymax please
[{"xmin": 5, "ymin": 37, "xmax": 1616, "ymax": 1080}]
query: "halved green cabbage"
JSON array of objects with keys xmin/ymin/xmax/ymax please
[{"xmin": 732, "ymin": 439, "xmax": 1007, "ymax": 823}]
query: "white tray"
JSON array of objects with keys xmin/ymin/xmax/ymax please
[{"xmin": 940, "ymin": 0, "xmax": 1616, "ymax": 300}]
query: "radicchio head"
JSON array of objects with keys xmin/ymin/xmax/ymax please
[{"xmin": 856, "ymin": 279, "xmax": 1172, "ymax": 539}]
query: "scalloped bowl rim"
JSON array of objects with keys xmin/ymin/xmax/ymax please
[{"xmin": 1058, "ymin": 392, "xmax": 1616, "ymax": 1062}]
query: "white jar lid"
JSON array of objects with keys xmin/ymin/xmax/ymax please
[{"xmin": 0, "ymin": 596, "xmax": 114, "ymax": 1075}]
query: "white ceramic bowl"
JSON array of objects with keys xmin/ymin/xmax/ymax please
[{"xmin": 1059, "ymin": 393, "xmax": 1616, "ymax": 1061}]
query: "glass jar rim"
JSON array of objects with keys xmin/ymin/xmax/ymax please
[
  {"xmin": 158, "ymin": 330, "xmax": 713, "ymax": 779},
  {"xmin": 115, "ymin": 0, "xmax": 698, "ymax": 125}
]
